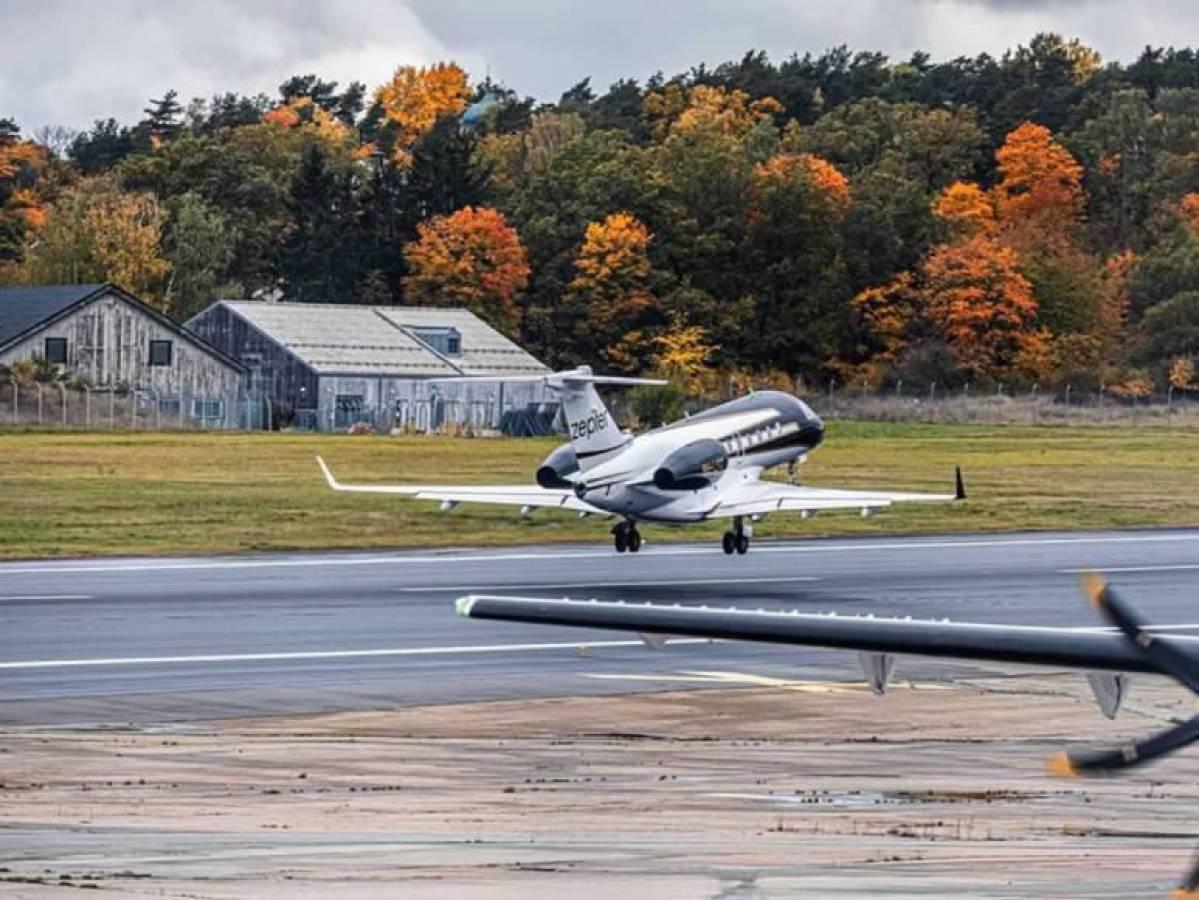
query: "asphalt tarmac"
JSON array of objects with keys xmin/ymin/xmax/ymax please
[{"xmin": 3, "ymin": 527, "xmax": 1198, "ymax": 724}]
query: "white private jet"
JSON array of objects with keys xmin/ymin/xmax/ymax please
[{"xmin": 316, "ymin": 366, "xmax": 965, "ymax": 555}]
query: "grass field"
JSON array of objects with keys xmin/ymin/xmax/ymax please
[{"xmin": 1, "ymin": 423, "xmax": 1197, "ymax": 559}]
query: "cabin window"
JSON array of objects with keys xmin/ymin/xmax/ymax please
[
  {"xmin": 149, "ymin": 339, "xmax": 173, "ymax": 367},
  {"xmin": 44, "ymin": 337, "xmax": 67, "ymax": 364}
]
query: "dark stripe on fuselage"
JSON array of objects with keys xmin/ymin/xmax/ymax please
[{"xmin": 575, "ymin": 440, "xmax": 631, "ymax": 460}]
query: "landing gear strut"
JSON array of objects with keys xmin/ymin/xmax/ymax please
[
  {"xmin": 613, "ymin": 520, "xmax": 642, "ymax": 553},
  {"xmin": 722, "ymin": 516, "xmax": 750, "ymax": 556}
]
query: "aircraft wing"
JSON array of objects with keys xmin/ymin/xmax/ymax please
[
  {"xmin": 704, "ymin": 469, "xmax": 966, "ymax": 519},
  {"xmin": 316, "ymin": 456, "xmax": 601, "ymax": 513},
  {"xmin": 454, "ymin": 594, "xmax": 1174, "ymax": 674}
]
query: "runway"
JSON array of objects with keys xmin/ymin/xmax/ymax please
[{"xmin": 3, "ymin": 528, "xmax": 1198, "ymax": 724}]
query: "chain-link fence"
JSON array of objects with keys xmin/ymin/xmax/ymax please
[
  {"xmin": 289, "ymin": 397, "xmax": 561, "ymax": 436},
  {"xmin": 0, "ymin": 381, "xmax": 271, "ymax": 430},
  {"xmin": 804, "ymin": 382, "xmax": 1196, "ymax": 427}
]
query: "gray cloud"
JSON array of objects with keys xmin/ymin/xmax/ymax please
[{"xmin": 2, "ymin": 0, "xmax": 1198, "ymax": 134}]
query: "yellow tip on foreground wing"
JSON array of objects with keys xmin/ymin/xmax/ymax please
[
  {"xmin": 1045, "ymin": 751, "xmax": 1078, "ymax": 778},
  {"xmin": 1169, "ymin": 889, "xmax": 1198, "ymax": 899},
  {"xmin": 1080, "ymin": 571, "xmax": 1107, "ymax": 609}
]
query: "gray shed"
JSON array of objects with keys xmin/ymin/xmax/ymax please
[
  {"xmin": 186, "ymin": 301, "xmax": 553, "ymax": 432},
  {"xmin": 0, "ymin": 283, "xmax": 246, "ymax": 426}
]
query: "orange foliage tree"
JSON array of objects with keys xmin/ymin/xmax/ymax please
[
  {"xmin": 1179, "ymin": 193, "xmax": 1199, "ymax": 235},
  {"xmin": 0, "ymin": 135, "xmax": 49, "ymax": 261},
  {"xmin": 750, "ymin": 153, "xmax": 851, "ymax": 220},
  {"xmin": 567, "ymin": 212, "xmax": 657, "ymax": 371},
  {"xmin": 920, "ymin": 235, "xmax": 1049, "ymax": 381},
  {"xmin": 262, "ymin": 96, "xmax": 355, "ymax": 149},
  {"xmin": 402, "ymin": 206, "xmax": 529, "ymax": 336},
  {"xmin": 375, "ymin": 63, "xmax": 469, "ymax": 167},
  {"xmin": 993, "ymin": 122, "xmax": 1084, "ymax": 238}
]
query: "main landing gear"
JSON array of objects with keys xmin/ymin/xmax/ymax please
[
  {"xmin": 612, "ymin": 520, "xmax": 643, "ymax": 553},
  {"xmin": 721, "ymin": 516, "xmax": 750, "ymax": 556}
]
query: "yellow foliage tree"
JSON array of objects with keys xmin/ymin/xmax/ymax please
[
  {"xmin": 654, "ymin": 319, "xmax": 717, "ymax": 395},
  {"xmin": 375, "ymin": 63, "xmax": 470, "ymax": 167},
  {"xmin": 568, "ymin": 212, "xmax": 656, "ymax": 372},
  {"xmin": 1169, "ymin": 357, "xmax": 1196, "ymax": 391},
  {"xmin": 933, "ymin": 181, "xmax": 995, "ymax": 237},
  {"xmin": 644, "ymin": 83, "xmax": 781, "ymax": 141},
  {"xmin": 18, "ymin": 176, "xmax": 171, "ymax": 309}
]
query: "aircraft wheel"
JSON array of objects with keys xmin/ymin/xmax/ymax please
[
  {"xmin": 614, "ymin": 529, "xmax": 628, "ymax": 553},
  {"xmin": 721, "ymin": 532, "xmax": 736, "ymax": 555},
  {"xmin": 627, "ymin": 528, "xmax": 642, "ymax": 553},
  {"xmin": 735, "ymin": 533, "xmax": 750, "ymax": 555}
]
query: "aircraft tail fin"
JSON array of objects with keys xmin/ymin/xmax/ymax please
[
  {"xmin": 432, "ymin": 366, "xmax": 665, "ymax": 467},
  {"xmin": 551, "ymin": 367, "xmax": 664, "ymax": 467}
]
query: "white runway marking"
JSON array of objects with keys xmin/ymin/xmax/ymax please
[
  {"xmin": 0, "ymin": 595, "xmax": 92, "ymax": 602},
  {"xmin": 398, "ymin": 576, "xmax": 820, "ymax": 593},
  {"xmin": 0, "ymin": 637, "xmax": 711, "ymax": 671},
  {"xmin": 1059, "ymin": 564, "xmax": 1199, "ymax": 575},
  {"xmin": 3, "ymin": 531, "xmax": 1198, "ymax": 576}
]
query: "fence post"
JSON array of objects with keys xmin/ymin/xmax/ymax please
[
  {"xmin": 83, "ymin": 385, "xmax": 91, "ymax": 428},
  {"xmin": 262, "ymin": 392, "xmax": 273, "ymax": 431},
  {"xmin": 58, "ymin": 382, "xmax": 67, "ymax": 427},
  {"xmin": 108, "ymin": 387, "xmax": 115, "ymax": 430},
  {"xmin": 895, "ymin": 379, "xmax": 903, "ymax": 399},
  {"xmin": 36, "ymin": 383, "xmax": 44, "ymax": 425},
  {"xmin": 147, "ymin": 387, "xmax": 160, "ymax": 430},
  {"xmin": 827, "ymin": 379, "xmax": 835, "ymax": 406},
  {"xmin": 129, "ymin": 388, "xmax": 137, "ymax": 429},
  {"xmin": 8, "ymin": 379, "xmax": 16, "ymax": 426}
]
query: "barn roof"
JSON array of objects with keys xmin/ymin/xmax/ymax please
[
  {"xmin": 0, "ymin": 283, "xmax": 108, "ymax": 348},
  {"xmin": 0, "ymin": 283, "xmax": 245, "ymax": 372},
  {"xmin": 208, "ymin": 301, "xmax": 548, "ymax": 378}
]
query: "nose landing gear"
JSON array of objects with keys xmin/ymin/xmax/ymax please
[
  {"xmin": 612, "ymin": 520, "xmax": 642, "ymax": 553},
  {"xmin": 721, "ymin": 516, "xmax": 750, "ymax": 555}
]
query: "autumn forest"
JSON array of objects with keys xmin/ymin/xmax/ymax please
[{"xmin": 3, "ymin": 34, "xmax": 1199, "ymax": 396}]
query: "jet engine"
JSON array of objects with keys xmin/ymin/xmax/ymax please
[
  {"xmin": 536, "ymin": 442, "xmax": 580, "ymax": 489},
  {"xmin": 653, "ymin": 438, "xmax": 728, "ymax": 491}
]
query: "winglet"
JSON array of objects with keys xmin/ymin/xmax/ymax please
[
  {"xmin": 1080, "ymin": 571, "xmax": 1107, "ymax": 611},
  {"xmin": 954, "ymin": 466, "xmax": 967, "ymax": 501},
  {"xmin": 455, "ymin": 595, "xmax": 479, "ymax": 618},
  {"xmin": 315, "ymin": 455, "xmax": 341, "ymax": 491},
  {"xmin": 1045, "ymin": 751, "xmax": 1078, "ymax": 778}
]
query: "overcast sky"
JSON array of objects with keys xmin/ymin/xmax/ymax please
[{"xmin": 2, "ymin": 0, "xmax": 1196, "ymax": 133}]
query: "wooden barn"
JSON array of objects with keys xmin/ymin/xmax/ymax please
[
  {"xmin": 186, "ymin": 300, "xmax": 553, "ymax": 433},
  {"xmin": 0, "ymin": 283, "xmax": 246, "ymax": 426}
]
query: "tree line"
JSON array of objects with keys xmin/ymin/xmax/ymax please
[{"xmin": 2, "ymin": 34, "xmax": 1199, "ymax": 396}]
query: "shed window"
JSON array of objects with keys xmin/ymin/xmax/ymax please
[
  {"xmin": 44, "ymin": 337, "xmax": 68, "ymax": 364},
  {"xmin": 149, "ymin": 340, "xmax": 173, "ymax": 367},
  {"xmin": 446, "ymin": 333, "xmax": 461, "ymax": 355}
]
